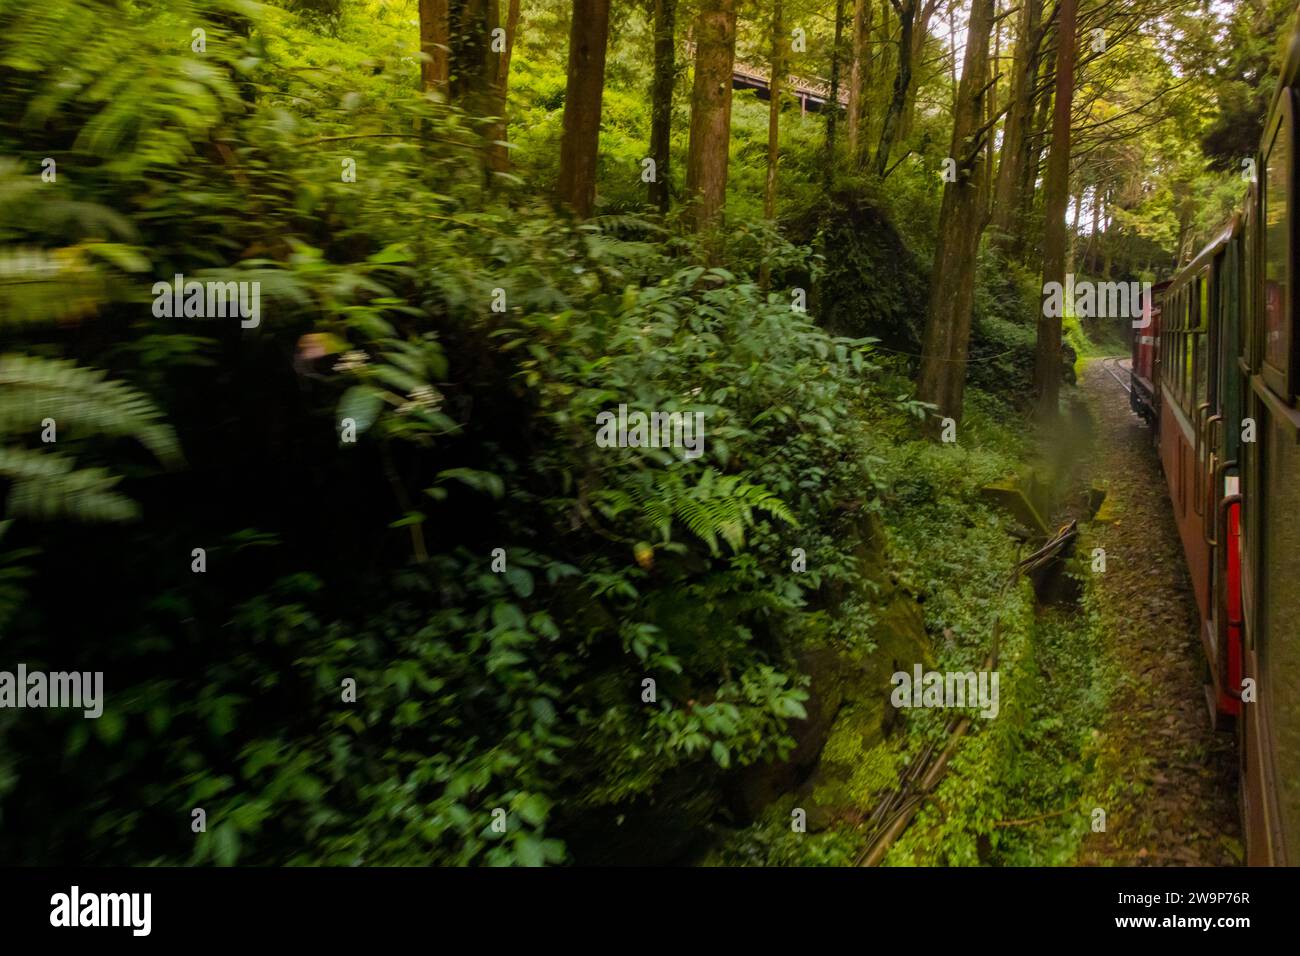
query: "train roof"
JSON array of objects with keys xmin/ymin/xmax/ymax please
[{"xmin": 1165, "ymin": 215, "xmax": 1241, "ymax": 295}]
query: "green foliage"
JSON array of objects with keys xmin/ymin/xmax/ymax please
[
  {"xmin": 0, "ymin": 0, "xmax": 1245, "ymax": 868},
  {"xmin": 0, "ymin": 0, "xmax": 908, "ymax": 866}
]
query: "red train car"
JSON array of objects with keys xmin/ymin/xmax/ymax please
[
  {"xmin": 1130, "ymin": 10, "xmax": 1300, "ymax": 864},
  {"xmin": 1130, "ymin": 279, "xmax": 1170, "ymax": 426}
]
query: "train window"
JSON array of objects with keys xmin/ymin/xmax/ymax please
[
  {"xmin": 1196, "ymin": 272, "xmax": 1209, "ymax": 406},
  {"xmin": 1244, "ymin": 187, "xmax": 1257, "ymax": 367},
  {"xmin": 1262, "ymin": 90, "xmax": 1295, "ymax": 398},
  {"xmin": 1196, "ymin": 334, "xmax": 1208, "ymax": 408}
]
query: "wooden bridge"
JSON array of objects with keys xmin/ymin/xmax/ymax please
[
  {"xmin": 682, "ymin": 43, "xmax": 848, "ymax": 114},
  {"xmin": 731, "ymin": 59, "xmax": 849, "ymax": 114}
]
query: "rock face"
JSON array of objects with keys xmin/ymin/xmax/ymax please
[
  {"xmin": 730, "ymin": 512, "xmax": 932, "ymax": 829},
  {"xmin": 557, "ymin": 510, "xmax": 933, "ymax": 864}
]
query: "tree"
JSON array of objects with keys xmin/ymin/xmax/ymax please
[
  {"xmin": 898, "ymin": 0, "xmax": 942, "ymax": 142},
  {"xmin": 846, "ymin": 0, "xmax": 870, "ymax": 164},
  {"xmin": 556, "ymin": 0, "xmax": 612, "ymax": 217},
  {"xmin": 448, "ymin": 0, "xmax": 498, "ymax": 106},
  {"xmin": 418, "ymin": 0, "xmax": 450, "ymax": 94},
  {"xmin": 874, "ymin": 0, "xmax": 916, "ymax": 178},
  {"xmin": 685, "ymin": 0, "xmax": 738, "ymax": 237},
  {"xmin": 422, "ymin": 0, "xmax": 504, "ymax": 178},
  {"xmin": 648, "ymin": 0, "xmax": 677, "ymax": 213},
  {"xmin": 990, "ymin": 0, "xmax": 1045, "ymax": 248},
  {"xmin": 916, "ymin": 0, "xmax": 998, "ymax": 429},
  {"xmin": 1034, "ymin": 0, "xmax": 1077, "ymax": 419},
  {"xmin": 826, "ymin": 0, "xmax": 846, "ymax": 179},
  {"xmin": 488, "ymin": 0, "xmax": 522, "ymax": 173},
  {"xmin": 764, "ymin": 0, "xmax": 785, "ymax": 221}
]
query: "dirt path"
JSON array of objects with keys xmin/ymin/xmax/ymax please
[{"xmin": 1074, "ymin": 359, "xmax": 1242, "ymax": 866}]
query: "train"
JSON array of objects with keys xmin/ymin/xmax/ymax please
[{"xmin": 1126, "ymin": 15, "xmax": 1300, "ymax": 867}]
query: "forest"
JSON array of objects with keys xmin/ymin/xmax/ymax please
[{"xmin": 0, "ymin": 0, "xmax": 1290, "ymax": 867}]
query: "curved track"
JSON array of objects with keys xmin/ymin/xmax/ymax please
[{"xmin": 1099, "ymin": 355, "xmax": 1132, "ymax": 394}]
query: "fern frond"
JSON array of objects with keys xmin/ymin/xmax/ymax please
[
  {"xmin": 617, "ymin": 467, "xmax": 796, "ymax": 555},
  {"xmin": 0, "ymin": 446, "xmax": 138, "ymax": 522},
  {"xmin": 0, "ymin": 353, "xmax": 182, "ymax": 468}
]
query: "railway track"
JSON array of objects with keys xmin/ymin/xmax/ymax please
[
  {"xmin": 1100, "ymin": 355, "xmax": 1131, "ymax": 394},
  {"xmin": 855, "ymin": 523, "xmax": 1079, "ymax": 866}
]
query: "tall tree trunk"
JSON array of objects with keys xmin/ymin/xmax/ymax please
[
  {"xmin": 847, "ymin": 0, "xmax": 867, "ymax": 163},
  {"xmin": 556, "ymin": 0, "xmax": 611, "ymax": 218},
  {"xmin": 648, "ymin": 0, "xmax": 677, "ymax": 213},
  {"xmin": 1102, "ymin": 187, "xmax": 1113, "ymax": 277},
  {"xmin": 916, "ymin": 0, "xmax": 998, "ymax": 430},
  {"xmin": 990, "ymin": 0, "xmax": 1044, "ymax": 249},
  {"xmin": 866, "ymin": 0, "xmax": 887, "ymax": 145},
  {"xmin": 981, "ymin": 0, "xmax": 1000, "ymax": 218},
  {"xmin": 899, "ymin": 0, "xmax": 938, "ymax": 141},
  {"xmin": 419, "ymin": 0, "xmax": 450, "ymax": 94},
  {"xmin": 761, "ymin": 0, "xmax": 784, "ymax": 289},
  {"xmin": 764, "ymin": 0, "xmax": 784, "ymax": 222},
  {"xmin": 867, "ymin": 0, "xmax": 892, "ymax": 147},
  {"xmin": 1010, "ymin": 40, "xmax": 1054, "ymax": 260},
  {"xmin": 487, "ymin": 0, "xmax": 521, "ymax": 173},
  {"xmin": 685, "ymin": 0, "xmax": 737, "ymax": 238},
  {"xmin": 1034, "ymin": 0, "xmax": 1078, "ymax": 419},
  {"xmin": 440, "ymin": 0, "xmax": 501, "ymax": 182},
  {"xmin": 449, "ymin": 0, "xmax": 495, "ymax": 102},
  {"xmin": 826, "ymin": 0, "xmax": 846, "ymax": 180},
  {"xmin": 874, "ymin": 0, "xmax": 916, "ymax": 178},
  {"xmin": 948, "ymin": 2, "xmax": 958, "ymax": 114}
]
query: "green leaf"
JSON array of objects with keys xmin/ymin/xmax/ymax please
[
  {"xmin": 514, "ymin": 833, "xmax": 545, "ymax": 867},
  {"xmin": 515, "ymin": 793, "xmax": 550, "ymax": 827},
  {"xmin": 94, "ymin": 709, "xmax": 124, "ymax": 745},
  {"xmin": 213, "ymin": 824, "xmax": 240, "ymax": 867},
  {"xmin": 504, "ymin": 566, "xmax": 533, "ymax": 597},
  {"xmin": 337, "ymin": 385, "xmax": 384, "ymax": 435},
  {"xmin": 437, "ymin": 467, "xmax": 505, "ymax": 499}
]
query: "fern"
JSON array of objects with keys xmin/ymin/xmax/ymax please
[
  {"xmin": 598, "ymin": 467, "xmax": 797, "ymax": 555},
  {"xmin": 0, "ymin": 354, "xmax": 181, "ymax": 466},
  {"xmin": 0, "ymin": 445, "xmax": 140, "ymax": 523},
  {"xmin": 0, "ymin": 353, "xmax": 181, "ymax": 523}
]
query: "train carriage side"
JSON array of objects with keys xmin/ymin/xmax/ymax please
[
  {"xmin": 1235, "ymin": 30, "xmax": 1300, "ymax": 865},
  {"xmin": 1131, "ymin": 281, "xmax": 1169, "ymax": 426},
  {"xmin": 1157, "ymin": 228, "xmax": 1235, "ymax": 665}
]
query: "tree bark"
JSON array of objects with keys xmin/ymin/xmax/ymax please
[
  {"xmin": 685, "ymin": 0, "xmax": 737, "ymax": 238},
  {"xmin": 648, "ymin": 0, "xmax": 677, "ymax": 213},
  {"xmin": 915, "ymin": 0, "xmax": 998, "ymax": 431},
  {"xmin": 760, "ymin": 0, "xmax": 784, "ymax": 290},
  {"xmin": 874, "ymin": 0, "xmax": 916, "ymax": 178},
  {"xmin": 487, "ymin": 0, "xmax": 521, "ymax": 173},
  {"xmin": 990, "ymin": 0, "xmax": 1044, "ymax": 249},
  {"xmin": 899, "ymin": 0, "xmax": 940, "ymax": 141},
  {"xmin": 556, "ymin": 0, "xmax": 612, "ymax": 218},
  {"xmin": 981, "ymin": 0, "xmax": 1000, "ymax": 218},
  {"xmin": 847, "ymin": 0, "xmax": 867, "ymax": 163},
  {"xmin": 764, "ymin": 0, "xmax": 784, "ymax": 222},
  {"xmin": 449, "ymin": 0, "xmax": 495, "ymax": 103},
  {"xmin": 1034, "ymin": 0, "xmax": 1078, "ymax": 420},
  {"xmin": 419, "ymin": 0, "xmax": 450, "ymax": 94},
  {"xmin": 826, "ymin": 0, "xmax": 846, "ymax": 179}
]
